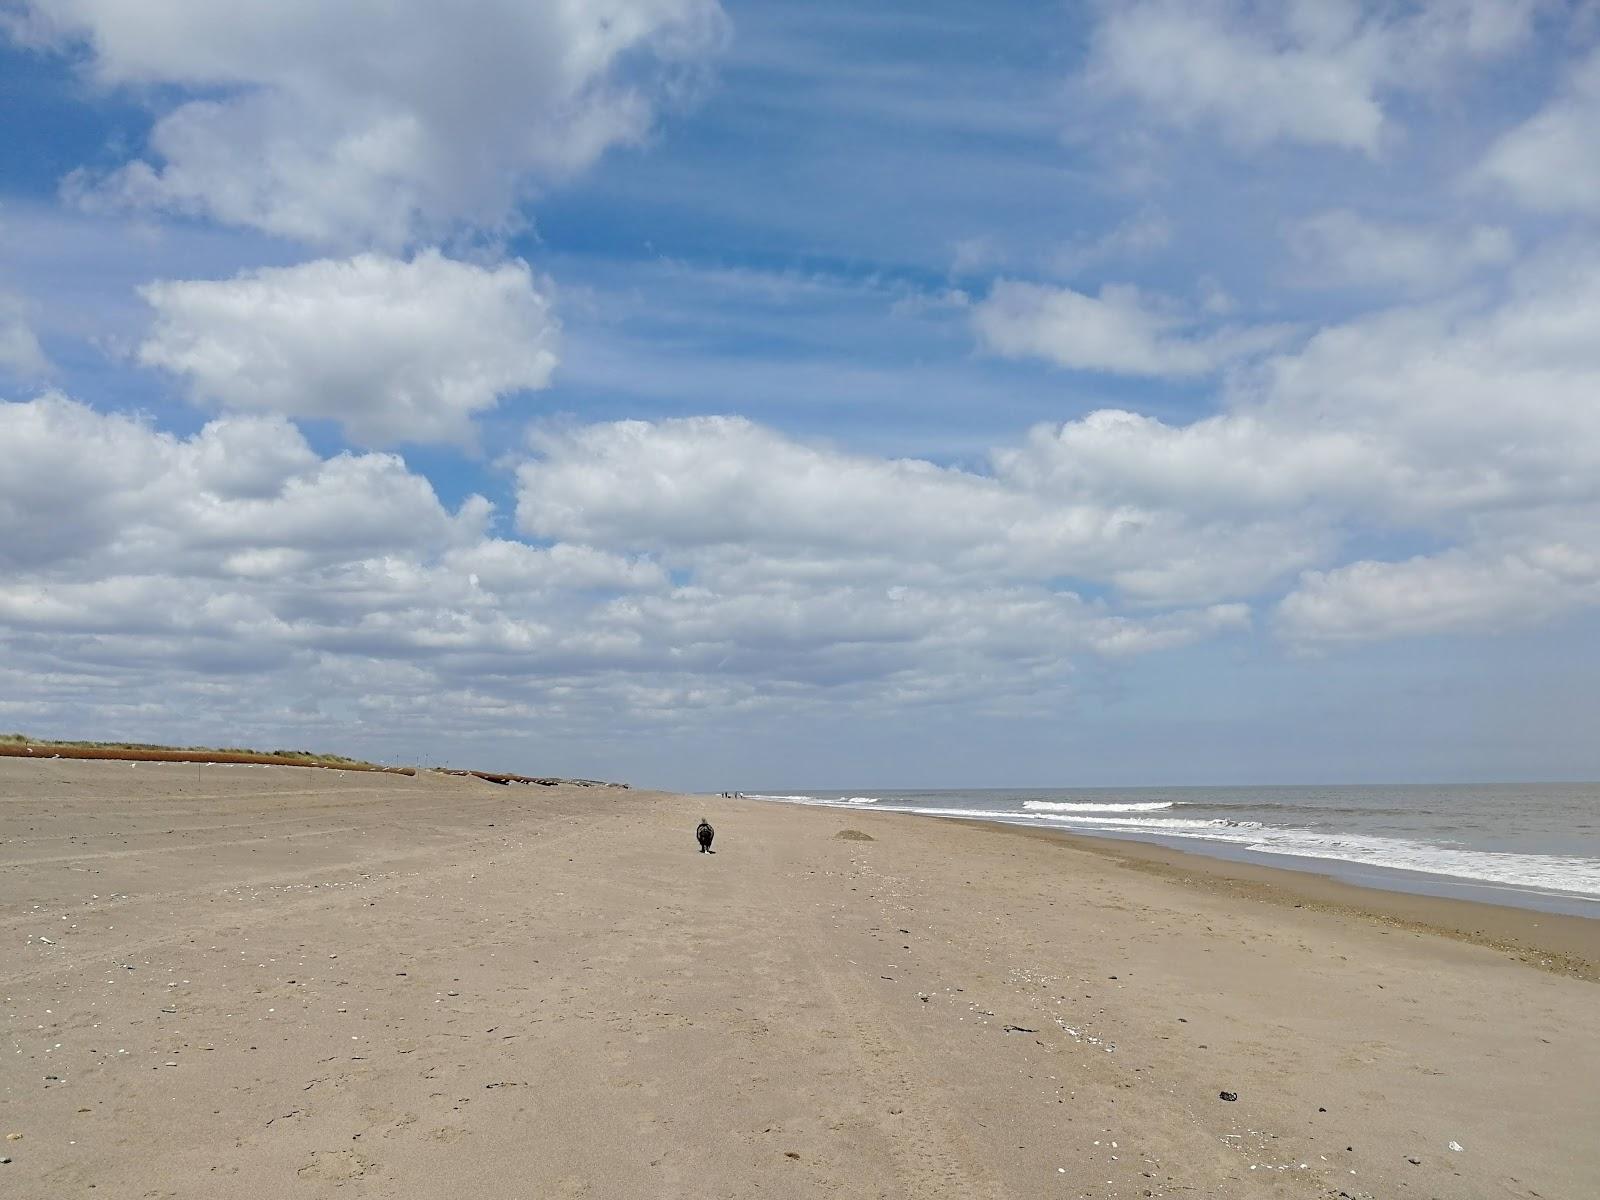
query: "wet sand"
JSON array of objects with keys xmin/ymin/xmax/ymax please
[
  {"xmin": 999, "ymin": 822, "xmax": 1600, "ymax": 982},
  {"xmin": 3, "ymin": 758, "xmax": 1597, "ymax": 1198}
]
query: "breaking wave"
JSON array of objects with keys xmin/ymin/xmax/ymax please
[
  {"xmin": 736, "ymin": 792, "xmax": 1600, "ymax": 901},
  {"xmin": 1022, "ymin": 800, "xmax": 1174, "ymax": 813}
]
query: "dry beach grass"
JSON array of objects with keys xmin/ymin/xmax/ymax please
[
  {"xmin": 3, "ymin": 758, "xmax": 1597, "ymax": 1198},
  {"xmin": 0, "ymin": 735, "xmax": 410, "ymax": 775}
]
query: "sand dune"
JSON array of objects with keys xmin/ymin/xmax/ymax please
[{"xmin": 3, "ymin": 758, "xmax": 1596, "ymax": 1198}]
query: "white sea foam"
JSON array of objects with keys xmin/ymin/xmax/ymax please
[
  {"xmin": 903, "ymin": 806, "xmax": 1025, "ymax": 821},
  {"xmin": 1025, "ymin": 814, "xmax": 1241, "ymax": 832},
  {"xmin": 739, "ymin": 792, "xmax": 1600, "ymax": 900},
  {"xmin": 1010, "ymin": 812, "xmax": 1600, "ymax": 899},
  {"xmin": 1191, "ymin": 826, "xmax": 1600, "ymax": 899},
  {"xmin": 744, "ymin": 792, "xmax": 877, "ymax": 805},
  {"xmin": 1022, "ymin": 800, "xmax": 1174, "ymax": 813}
]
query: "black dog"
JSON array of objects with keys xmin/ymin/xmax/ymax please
[{"xmin": 696, "ymin": 818, "xmax": 715, "ymax": 853}]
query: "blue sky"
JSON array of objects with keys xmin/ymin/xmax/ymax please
[{"xmin": 3, "ymin": 1, "xmax": 1600, "ymax": 788}]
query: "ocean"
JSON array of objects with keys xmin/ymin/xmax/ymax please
[{"xmin": 735, "ymin": 784, "xmax": 1600, "ymax": 917}]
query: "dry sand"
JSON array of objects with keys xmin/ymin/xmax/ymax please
[{"xmin": 3, "ymin": 758, "xmax": 1597, "ymax": 1199}]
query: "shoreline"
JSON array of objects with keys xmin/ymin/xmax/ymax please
[
  {"xmin": 728, "ymin": 797, "xmax": 1600, "ymax": 980},
  {"xmin": 1016, "ymin": 820, "xmax": 1600, "ymax": 982},
  {"xmin": 813, "ymin": 805, "xmax": 1600, "ymax": 983},
  {"xmin": 732, "ymin": 784, "xmax": 1600, "ymax": 918}
]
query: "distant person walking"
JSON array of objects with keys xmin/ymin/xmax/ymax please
[{"xmin": 696, "ymin": 818, "xmax": 715, "ymax": 853}]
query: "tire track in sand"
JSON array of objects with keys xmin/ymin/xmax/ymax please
[{"xmin": 751, "ymin": 838, "xmax": 1009, "ymax": 1200}]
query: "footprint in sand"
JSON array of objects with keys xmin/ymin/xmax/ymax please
[
  {"xmin": 382, "ymin": 1112, "xmax": 420, "ymax": 1138},
  {"xmin": 296, "ymin": 1149, "xmax": 378, "ymax": 1180}
]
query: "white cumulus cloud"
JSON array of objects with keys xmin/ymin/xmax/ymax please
[
  {"xmin": 19, "ymin": 0, "xmax": 728, "ymax": 247},
  {"xmin": 0, "ymin": 291, "xmax": 50, "ymax": 378},
  {"xmin": 1, "ymin": 394, "xmax": 1257, "ymax": 753},
  {"xmin": 0, "ymin": 394, "xmax": 482, "ymax": 574},
  {"xmin": 972, "ymin": 280, "xmax": 1291, "ymax": 377},
  {"xmin": 963, "ymin": 247, "xmax": 1600, "ymax": 644},
  {"xmin": 1280, "ymin": 543, "xmax": 1600, "ymax": 642},
  {"xmin": 515, "ymin": 415, "xmax": 1328, "ymax": 605},
  {"xmin": 1477, "ymin": 47, "xmax": 1600, "ymax": 218},
  {"xmin": 1085, "ymin": 0, "xmax": 1540, "ymax": 153},
  {"xmin": 138, "ymin": 250, "xmax": 559, "ymax": 447},
  {"xmin": 1285, "ymin": 210, "xmax": 1514, "ymax": 293}
]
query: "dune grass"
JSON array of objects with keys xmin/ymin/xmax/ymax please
[{"xmin": 0, "ymin": 733, "xmax": 398, "ymax": 773}]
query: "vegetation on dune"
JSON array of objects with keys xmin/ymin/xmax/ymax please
[
  {"xmin": 0, "ymin": 735, "xmax": 623, "ymax": 786},
  {"xmin": 0, "ymin": 733, "xmax": 402, "ymax": 773}
]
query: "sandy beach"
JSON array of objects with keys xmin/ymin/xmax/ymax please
[{"xmin": 3, "ymin": 759, "xmax": 1597, "ymax": 1199}]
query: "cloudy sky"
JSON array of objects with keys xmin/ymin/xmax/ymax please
[{"xmin": 3, "ymin": 1, "xmax": 1599, "ymax": 789}]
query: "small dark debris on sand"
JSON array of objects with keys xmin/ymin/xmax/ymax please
[
  {"xmin": 1219, "ymin": 1091, "xmax": 1238, "ymax": 1102},
  {"xmin": 439, "ymin": 768, "xmax": 629, "ymax": 789}
]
